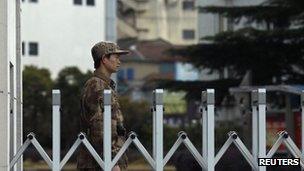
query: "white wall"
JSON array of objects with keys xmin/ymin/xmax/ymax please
[
  {"xmin": 0, "ymin": 1, "xmax": 10, "ymax": 170},
  {"xmin": 21, "ymin": 0, "xmax": 106, "ymax": 78}
]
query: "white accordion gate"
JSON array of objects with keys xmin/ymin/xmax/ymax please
[{"xmin": 9, "ymin": 89, "xmax": 304, "ymax": 171}]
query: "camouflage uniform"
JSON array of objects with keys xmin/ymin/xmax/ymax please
[{"xmin": 77, "ymin": 71, "xmax": 128, "ymax": 171}]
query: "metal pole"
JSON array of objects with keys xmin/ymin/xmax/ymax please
[
  {"xmin": 301, "ymin": 91, "xmax": 304, "ymax": 158},
  {"xmin": 106, "ymin": 0, "xmax": 118, "ymax": 84},
  {"xmin": 15, "ymin": 0, "xmax": 22, "ymax": 169},
  {"xmin": 201, "ymin": 91, "xmax": 207, "ymax": 162},
  {"xmin": 285, "ymin": 94, "xmax": 295, "ymax": 139},
  {"xmin": 206, "ymin": 89, "xmax": 215, "ymax": 171},
  {"xmin": 251, "ymin": 90, "xmax": 258, "ymax": 165},
  {"xmin": 152, "ymin": 91, "xmax": 156, "ymax": 166},
  {"xmin": 153, "ymin": 89, "xmax": 163, "ymax": 171},
  {"xmin": 104, "ymin": 90, "xmax": 112, "ymax": 171},
  {"xmin": 257, "ymin": 89, "xmax": 266, "ymax": 171},
  {"xmin": 52, "ymin": 90, "xmax": 61, "ymax": 171},
  {"xmin": 105, "ymin": 0, "xmax": 117, "ymax": 42}
]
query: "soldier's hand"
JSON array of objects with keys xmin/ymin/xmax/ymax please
[
  {"xmin": 116, "ymin": 123, "xmax": 126, "ymax": 136},
  {"xmin": 112, "ymin": 165, "xmax": 121, "ymax": 171}
]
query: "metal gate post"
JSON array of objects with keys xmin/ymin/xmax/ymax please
[
  {"xmin": 258, "ymin": 89, "xmax": 266, "ymax": 171},
  {"xmin": 251, "ymin": 90, "xmax": 258, "ymax": 166},
  {"xmin": 104, "ymin": 90, "xmax": 112, "ymax": 171},
  {"xmin": 202, "ymin": 89, "xmax": 215, "ymax": 171},
  {"xmin": 201, "ymin": 91, "xmax": 207, "ymax": 162},
  {"xmin": 153, "ymin": 89, "xmax": 163, "ymax": 171},
  {"xmin": 52, "ymin": 90, "xmax": 61, "ymax": 171},
  {"xmin": 301, "ymin": 91, "xmax": 304, "ymax": 158}
]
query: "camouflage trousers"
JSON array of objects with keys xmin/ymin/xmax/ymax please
[{"xmin": 77, "ymin": 154, "xmax": 128, "ymax": 171}]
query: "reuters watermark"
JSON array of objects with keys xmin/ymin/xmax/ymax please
[{"xmin": 258, "ymin": 158, "xmax": 300, "ymax": 166}]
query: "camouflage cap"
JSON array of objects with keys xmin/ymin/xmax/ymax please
[{"xmin": 91, "ymin": 41, "xmax": 129, "ymax": 62}]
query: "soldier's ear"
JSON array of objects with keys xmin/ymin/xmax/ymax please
[{"xmin": 101, "ymin": 55, "xmax": 107, "ymax": 64}]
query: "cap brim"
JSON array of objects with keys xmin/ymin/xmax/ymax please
[{"xmin": 112, "ymin": 50, "xmax": 130, "ymax": 55}]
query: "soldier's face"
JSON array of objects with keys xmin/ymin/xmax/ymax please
[{"xmin": 103, "ymin": 54, "xmax": 121, "ymax": 73}]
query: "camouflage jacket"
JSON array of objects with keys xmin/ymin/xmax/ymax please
[{"xmin": 77, "ymin": 70, "xmax": 128, "ymax": 170}]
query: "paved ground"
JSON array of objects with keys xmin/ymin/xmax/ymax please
[{"xmin": 23, "ymin": 160, "xmax": 176, "ymax": 171}]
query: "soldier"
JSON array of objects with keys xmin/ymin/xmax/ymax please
[{"xmin": 77, "ymin": 41, "xmax": 129, "ymax": 171}]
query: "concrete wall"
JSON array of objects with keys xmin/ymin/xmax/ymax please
[{"xmin": 21, "ymin": 0, "xmax": 106, "ymax": 78}]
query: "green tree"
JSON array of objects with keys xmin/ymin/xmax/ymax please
[
  {"xmin": 119, "ymin": 96, "xmax": 182, "ymax": 161},
  {"xmin": 171, "ymin": 0, "xmax": 304, "ymax": 86},
  {"xmin": 119, "ymin": 97, "xmax": 152, "ymax": 148},
  {"xmin": 54, "ymin": 67, "xmax": 92, "ymax": 149},
  {"xmin": 23, "ymin": 65, "xmax": 53, "ymax": 147}
]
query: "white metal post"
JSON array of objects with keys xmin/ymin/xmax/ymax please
[
  {"xmin": 105, "ymin": 0, "xmax": 117, "ymax": 42},
  {"xmin": 251, "ymin": 90, "xmax": 258, "ymax": 164},
  {"xmin": 201, "ymin": 91, "xmax": 207, "ymax": 161},
  {"xmin": 301, "ymin": 91, "xmax": 304, "ymax": 158},
  {"xmin": 106, "ymin": 0, "xmax": 118, "ymax": 84},
  {"xmin": 152, "ymin": 91, "xmax": 156, "ymax": 165},
  {"xmin": 52, "ymin": 90, "xmax": 61, "ymax": 171},
  {"xmin": 15, "ymin": 0, "xmax": 22, "ymax": 169},
  {"xmin": 206, "ymin": 89, "xmax": 215, "ymax": 171},
  {"xmin": 153, "ymin": 89, "xmax": 163, "ymax": 171},
  {"xmin": 104, "ymin": 90, "xmax": 112, "ymax": 171},
  {"xmin": 202, "ymin": 89, "xmax": 215, "ymax": 171},
  {"xmin": 257, "ymin": 89, "xmax": 266, "ymax": 171}
]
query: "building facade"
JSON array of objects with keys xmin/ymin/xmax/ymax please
[
  {"xmin": 21, "ymin": 0, "xmax": 107, "ymax": 78},
  {"xmin": 118, "ymin": 0, "xmax": 199, "ymax": 45}
]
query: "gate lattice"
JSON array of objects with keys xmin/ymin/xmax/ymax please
[{"xmin": 9, "ymin": 89, "xmax": 304, "ymax": 171}]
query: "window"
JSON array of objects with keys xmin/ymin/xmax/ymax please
[
  {"xmin": 74, "ymin": 0, "xmax": 82, "ymax": 5},
  {"xmin": 22, "ymin": 42, "xmax": 25, "ymax": 55},
  {"xmin": 160, "ymin": 63, "xmax": 174, "ymax": 74},
  {"xmin": 117, "ymin": 69, "xmax": 134, "ymax": 81},
  {"xmin": 86, "ymin": 0, "xmax": 95, "ymax": 6},
  {"xmin": 29, "ymin": 42, "xmax": 38, "ymax": 56},
  {"xmin": 127, "ymin": 68, "xmax": 134, "ymax": 80},
  {"xmin": 182, "ymin": 1, "xmax": 194, "ymax": 10},
  {"xmin": 117, "ymin": 70, "xmax": 125, "ymax": 81},
  {"xmin": 182, "ymin": 29, "xmax": 195, "ymax": 40}
]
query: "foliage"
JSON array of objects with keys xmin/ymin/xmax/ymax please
[
  {"xmin": 199, "ymin": 0, "xmax": 304, "ymax": 27},
  {"xmin": 23, "ymin": 66, "xmax": 93, "ymax": 148},
  {"xmin": 54, "ymin": 67, "xmax": 92, "ymax": 149},
  {"xmin": 119, "ymin": 96, "xmax": 153, "ymax": 150},
  {"xmin": 119, "ymin": 96, "xmax": 184, "ymax": 157},
  {"xmin": 171, "ymin": 27, "xmax": 304, "ymax": 85},
  {"xmin": 168, "ymin": 0, "xmax": 304, "ymax": 93},
  {"xmin": 154, "ymin": 79, "xmax": 240, "ymax": 102},
  {"xmin": 23, "ymin": 65, "xmax": 53, "ymax": 147}
]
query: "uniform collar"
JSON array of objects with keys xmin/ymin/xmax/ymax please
[{"xmin": 93, "ymin": 70, "xmax": 116, "ymax": 89}]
